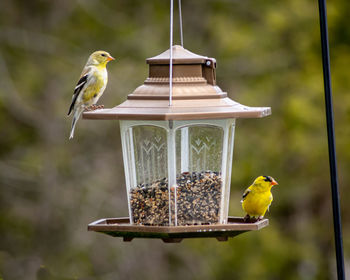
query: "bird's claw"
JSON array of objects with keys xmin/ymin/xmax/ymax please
[
  {"xmin": 243, "ymin": 214, "xmax": 260, "ymax": 223},
  {"xmin": 243, "ymin": 214, "xmax": 251, "ymax": 223},
  {"xmin": 84, "ymin": 104, "xmax": 104, "ymax": 111}
]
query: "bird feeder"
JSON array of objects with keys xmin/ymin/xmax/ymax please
[{"xmin": 84, "ymin": 45, "xmax": 271, "ymax": 242}]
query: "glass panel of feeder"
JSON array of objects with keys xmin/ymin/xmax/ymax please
[
  {"xmin": 121, "ymin": 125, "xmax": 136, "ymax": 221},
  {"xmin": 175, "ymin": 125, "xmax": 224, "ymax": 225},
  {"xmin": 219, "ymin": 120, "xmax": 236, "ymax": 223},
  {"xmin": 128, "ymin": 125, "xmax": 170, "ymax": 225},
  {"xmin": 132, "ymin": 125, "xmax": 168, "ymax": 186}
]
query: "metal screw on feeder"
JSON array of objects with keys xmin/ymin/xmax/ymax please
[{"xmin": 83, "ymin": 1, "xmax": 272, "ymax": 242}]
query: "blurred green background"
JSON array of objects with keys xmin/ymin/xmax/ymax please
[{"xmin": 0, "ymin": 0, "xmax": 349, "ymax": 279}]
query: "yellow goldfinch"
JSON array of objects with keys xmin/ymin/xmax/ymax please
[
  {"xmin": 68, "ymin": 50, "xmax": 115, "ymax": 139},
  {"xmin": 241, "ymin": 176, "xmax": 278, "ymax": 222}
]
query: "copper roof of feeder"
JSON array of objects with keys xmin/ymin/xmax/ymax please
[{"xmin": 83, "ymin": 45, "xmax": 271, "ymax": 121}]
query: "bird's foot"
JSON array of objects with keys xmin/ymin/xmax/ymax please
[
  {"xmin": 243, "ymin": 214, "xmax": 250, "ymax": 223},
  {"xmin": 84, "ymin": 104, "xmax": 104, "ymax": 111},
  {"xmin": 243, "ymin": 214, "xmax": 253, "ymax": 223},
  {"xmin": 243, "ymin": 214, "xmax": 259, "ymax": 223}
]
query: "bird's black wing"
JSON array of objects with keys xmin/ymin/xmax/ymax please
[
  {"xmin": 67, "ymin": 73, "xmax": 89, "ymax": 116},
  {"xmin": 241, "ymin": 188, "xmax": 251, "ymax": 202}
]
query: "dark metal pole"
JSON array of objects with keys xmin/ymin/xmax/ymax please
[{"xmin": 317, "ymin": 1, "xmax": 345, "ymax": 279}]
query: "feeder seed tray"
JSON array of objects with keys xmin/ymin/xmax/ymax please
[{"xmin": 88, "ymin": 216, "xmax": 269, "ymax": 243}]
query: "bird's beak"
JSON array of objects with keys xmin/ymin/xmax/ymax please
[
  {"xmin": 107, "ymin": 55, "xmax": 115, "ymax": 61},
  {"xmin": 271, "ymin": 179, "xmax": 278, "ymax": 186}
]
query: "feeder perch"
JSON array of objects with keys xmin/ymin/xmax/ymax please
[
  {"xmin": 84, "ymin": 45, "xmax": 271, "ymax": 241},
  {"xmin": 88, "ymin": 217, "xmax": 268, "ymax": 243}
]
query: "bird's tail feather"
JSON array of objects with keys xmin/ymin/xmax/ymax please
[{"xmin": 69, "ymin": 107, "xmax": 84, "ymax": 139}]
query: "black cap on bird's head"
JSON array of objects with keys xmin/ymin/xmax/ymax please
[{"xmin": 263, "ymin": 175, "xmax": 278, "ymax": 186}]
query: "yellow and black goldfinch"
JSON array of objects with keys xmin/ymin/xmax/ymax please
[
  {"xmin": 68, "ymin": 50, "xmax": 115, "ymax": 139},
  {"xmin": 241, "ymin": 175, "xmax": 278, "ymax": 222}
]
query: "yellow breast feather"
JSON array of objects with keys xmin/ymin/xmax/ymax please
[{"xmin": 82, "ymin": 71, "xmax": 106, "ymax": 104}]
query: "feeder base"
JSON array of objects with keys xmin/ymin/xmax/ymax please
[{"xmin": 88, "ymin": 216, "xmax": 268, "ymax": 243}]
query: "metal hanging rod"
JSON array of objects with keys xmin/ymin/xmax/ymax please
[
  {"xmin": 178, "ymin": 0, "xmax": 184, "ymax": 47},
  {"xmin": 169, "ymin": 0, "xmax": 184, "ymax": 106},
  {"xmin": 317, "ymin": 0, "xmax": 345, "ymax": 279},
  {"xmin": 169, "ymin": 0, "xmax": 174, "ymax": 106}
]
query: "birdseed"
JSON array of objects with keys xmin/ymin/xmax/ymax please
[{"xmin": 130, "ymin": 171, "xmax": 222, "ymax": 226}]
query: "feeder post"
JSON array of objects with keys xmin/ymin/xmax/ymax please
[{"xmin": 317, "ymin": 0, "xmax": 345, "ymax": 279}]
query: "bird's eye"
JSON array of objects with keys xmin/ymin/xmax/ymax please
[
  {"xmin": 263, "ymin": 176, "xmax": 272, "ymax": 182},
  {"xmin": 101, "ymin": 54, "xmax": 106, "ymax": 57}
]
